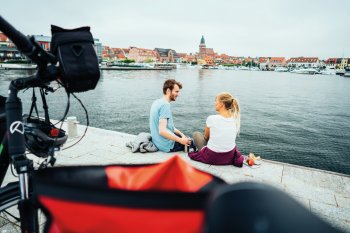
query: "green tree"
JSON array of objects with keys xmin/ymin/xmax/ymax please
[{"xmin": 120, "ymin": 58, "xmax": 135, "ymax": 64}]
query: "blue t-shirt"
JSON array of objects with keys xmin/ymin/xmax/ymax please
[{"xmin": 149, "ymin": 98, "xmax": 175, "ymax": 152}]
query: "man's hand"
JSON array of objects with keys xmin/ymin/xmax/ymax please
[
  {"xmin": 178, "ymin": 136, "xmax": 191, "ymax": 146},
  {"xmin": 159, "ymin": 119, "xmax": 191, "ymax": 146}
]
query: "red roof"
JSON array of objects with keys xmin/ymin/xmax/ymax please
[
  {"xmin": 0, "ymin": 32, "xmax": 8, "ymax": 42},
  {"xmin": 220, "ymin": 54, "xmax": 229, "ymax": 59},
  {"xmin": 325, "ymin": 58, "xmax": 337, "ymax": 64},
  {"xmin": 270, "ymin": 57, "xmax": 285, "ymax": 61},
  {"xmin": 177, "ymin": 53, "xmax": 187, "ymax": 57},
  {"xmin": 269, "ymin": 57, "xmax": 285, "ymax": 63},
  {"xmin": 112, "ymin": 48, "xmax": 123, "ymax": 52},
  {"xmin": 259, "ymin": 57, "xmax": 268, "ymax": 63},
  {"xmin": 289, "ymin": 57, "xmax": 319, "ymax": 63}
]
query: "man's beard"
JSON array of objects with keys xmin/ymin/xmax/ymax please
[{"xmin": 170, "ymin": 94, "xmax": 176, "ymax": 101}]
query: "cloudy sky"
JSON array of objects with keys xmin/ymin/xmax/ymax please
[{"xmin": 2, "ymin": 0, "xmax": 350, "ymax": 59}]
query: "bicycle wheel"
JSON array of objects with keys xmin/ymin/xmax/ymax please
[
  {"xmin": 0, "ymin": 181, "xmax": 47, "ymax": 232},
  {"xmin": 0, "ymin": 181, "xmax": 20, "ymax": 211},
  {"xmin": 0, "ymin": 181, "xmax": 21, "ymax": 232}
]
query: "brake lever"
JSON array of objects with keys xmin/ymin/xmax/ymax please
[{"xmin": 43, "ymin": 85, "xmax": 55, "ymax": 93}]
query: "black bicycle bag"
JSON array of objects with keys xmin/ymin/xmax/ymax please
[{"xmin": 50, "ymin": 25, "xmax": 100, "ymax": 93}]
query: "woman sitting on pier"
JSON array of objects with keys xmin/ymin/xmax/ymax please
[{"xmin": 188, "ymin": 92, "xmax": 244, "ymax": 167}]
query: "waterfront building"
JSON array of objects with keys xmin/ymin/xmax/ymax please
[
  {"xmin": 112, "ymin": 48, "xmax": 126, "ymax": 61},
  {"xmin": 325, "ymin": 58, "xmax": 337, "ymax": 68},
  {"xmin": 204, "ymin": 56, "xmax": 214, "ymax": 65},
  {"xmin": 32, "ymin": 35, "xmax": 51, "ymax": 51},
  {"xmin": 335, "ymin": 58, "xmax": 343, "ymax": 69},
  {"xmin": 217, "ymin": 54, "xmax": 230, "ymax": 64},
  {"xmin": 122, "ymin": 48, "xmax": 130, "ymax": 58},
  {"xmin": 101, "ymin": 46, "xmax": 132, "ymax": 63},
  {"xmin": 196, "ymin": 58, "xmax": 206, "ymax": 65},
  {"xmin": 318, "ymin": 60, "xmax": 326, "ymax": 69},
  {"xmin": 128, "ymin": 47, "xmax": 158, "ymax": 63},
  {"xmin": 230, "ymin": 57, "xmax": 243, "ymax": 66},
  {"xmin": 244, "ymin": 57, "xmax": 253, "ymax": 66},
  {"xmin": 0, "ymin": 32, "xmax": 24, "ymax": 62},
  {"xmin": 323, "ymin": 57, "xmax": 350, "ymax": 69},
  {"xmin": 0, "ymin": 32, "xmax": 8, "ymax": 42},
  {"xmin": 181, "ymin": 53, "xmax": 197, "ymax": 64},
  {"xmin": 288, "ymin": 57, "xmax": 320, "ymax": 68},
  {"xmin": 268, "ymin": 57, "xmax": 287, "ymax": 70},
  {"xmin": 176, "ymin": 53, "xmax": 186, "ymax": 63},
  {"xmin": 213, "ymin": 57, "xmax": 223, "ymax": 64},
  {"xmin": 116, "ymin": 53, "xmax": 126, "ymax": 61},
  {"xmin": 340, "ymin": 58, "xmax": 350, "ymax": 69},
  {"xmin": 197, "ymin": 35, "xmax": 216, "ymax": 59},
  {"xmin": 154, "ymin": 48, "xmax": 178, "ymax": 63},
  {"xmin": 94, "ymin": 38, "xmax": 103, "ymax": 63},
  {"xmin": 0, "ymin": 47, "xmax": 23, "ymax": 62},
  {"xmin": 259, "ymin": 57, "xmax": 269, "ymax": 70},
  {"xmin": 101, "ymin": 46, "xmax": 111, "ymax": 62}
]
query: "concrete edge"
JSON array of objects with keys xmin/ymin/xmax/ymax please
[{"xmin": 70, "ymin": 122, "xmax": 350, "ymax": 179}]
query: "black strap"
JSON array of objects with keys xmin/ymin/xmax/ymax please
[
  {"xmin": 39, "ymin": 88, "xmax": 50, "ymax": 125},
  {"xmin": 28, "ymin": 88, "xmax": 39, "ymax": 119}
]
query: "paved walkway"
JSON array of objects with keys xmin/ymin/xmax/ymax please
[{"xmin": 1, "ymin": 124, "xmax": 350, "ymax": 232}]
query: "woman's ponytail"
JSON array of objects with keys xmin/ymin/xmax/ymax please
[{"xmin": 231, "ymin": 98, "xmax": 240, "ymax": 135}]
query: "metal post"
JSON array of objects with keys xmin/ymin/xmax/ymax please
[{"xmin": 67, "ymin": 116, "xmax": 78, "ymax": 138}]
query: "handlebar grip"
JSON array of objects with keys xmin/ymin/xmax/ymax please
[
  {"xmin": 0, "ymin": 15, "xmax": 35, "ymax": 58},
  {"xmin": 6, "ymin": 98, "xmax": 26, "ymax": 158}
]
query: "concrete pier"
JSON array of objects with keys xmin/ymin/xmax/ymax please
[{"xmin": 1, "ymin": 123, "xmax": 349, "ymax": 232}]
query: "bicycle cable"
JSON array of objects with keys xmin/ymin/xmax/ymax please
[
  {"xmin": 48, "ymin": 79, "xmax": 89, "ymax": 151},
  {"xmin": 10, "ymin": 163, "xmax": 18, "ymax": 178},
  {"xmin": 62, "ymin": 91, "xmax": 89, "ymax": 150}
]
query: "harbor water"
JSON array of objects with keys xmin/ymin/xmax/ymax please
[{"xmin": 1, "ymin": 68, "xmax": 350, "ymax": 175}]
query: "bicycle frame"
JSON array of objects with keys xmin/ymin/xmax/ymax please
[
  {"xmin": 0, "ymin": 108, "xmax": 9, "ymax": 185},
  {"xmin": 0, "ymin": 15, "xmax": 59, "ymax": 232}
]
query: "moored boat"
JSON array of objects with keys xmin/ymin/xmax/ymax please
[
  {"xmin": 0, "ymin": 62, "xmax": 36, "ymax": 70},
  {"xmin": 344, "ymin": 67, "xmax": 350, "ymax": 77},
  {"xmin": 335, "ymin": 69, "xmax": 345, "ymax": 76},
  {"xmin": 319, "ymin": 67, "xmax": 336, "ymax": 75},
  {"xmin": 201, "ymin": 64, "xmax": 218, "ymax": 69},
  {"xmin": 238, "ymin": 66, "xmax": 250, "ymax": 70},
  {"xmin": 292, "ymin": 68, "xmax": 318, "ymax": 75},
  {"xmin": 274, "ymin": 67, "xmax": 289, "ymax": 72},
  {"xmin": 154, "ymin": 63, "xmax": 176, "ymax": 69},
  {"xmin": 250, "ymin": 67, "xmax": 260, "ymax": 71}
]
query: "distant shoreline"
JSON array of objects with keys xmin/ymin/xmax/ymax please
[{"xmin": 100, "ymin": 67, "xmax": 173, "ymax": 71}]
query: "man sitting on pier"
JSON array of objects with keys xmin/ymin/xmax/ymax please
[{"xmin": 149, "ymin": 79, "xmax": 192, "ymax": 152}]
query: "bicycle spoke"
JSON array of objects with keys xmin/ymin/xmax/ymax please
[{"xmin": 3, "ymin": 209, "xmax": 20, "ymax": 222}]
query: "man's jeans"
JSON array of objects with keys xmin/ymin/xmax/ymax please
[{"xmin": 170, "ymin": 133, "xmax": 196, "ymax": 152}]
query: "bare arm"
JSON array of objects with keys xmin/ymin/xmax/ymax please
[
  {"xmin": 174, "ymin": 127, "xmax": 185, "ymax": 137},
  {"xmin": 204, "ymin": 125, "xmax": 210, "ymax": 141},
  {"xmin": 159, "ymin": 119, "xmax": 191, "ymax": 146}
]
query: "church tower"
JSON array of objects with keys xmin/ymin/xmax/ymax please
[{"xmin": 199, "ymin": 35, "xmax": 206, "ymax": 56}]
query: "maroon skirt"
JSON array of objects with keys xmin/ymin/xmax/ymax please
[{"xmin": 188, "ymin": 146, "xmax": 244, "ymax": 167}]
